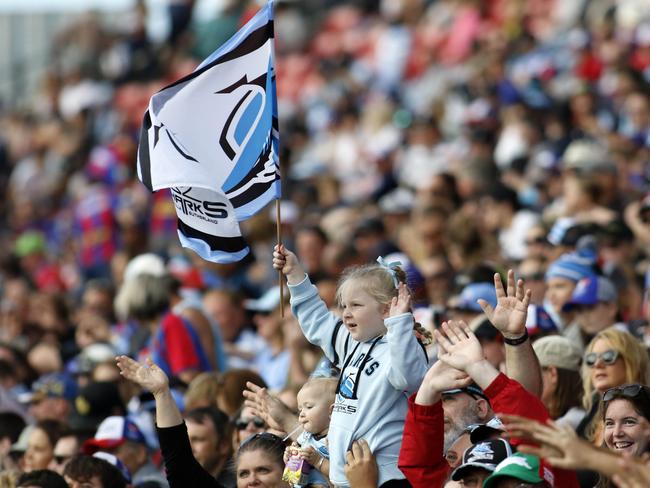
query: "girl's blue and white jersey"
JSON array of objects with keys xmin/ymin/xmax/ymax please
[{"xmin": 288, "ymin": 276, "xmax": 428, "ymax": 487}]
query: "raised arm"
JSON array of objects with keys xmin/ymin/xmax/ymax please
[
  {"xmin": 273, "ymin": 244, "xmax": 350, "ymax": 364},
  {"xmin": 434, "ymin": 320, "xmax": 500, "ymax": 390},
  {"xmin": 116, "ymin": 356, "xmax": 221, "ymax": 488},
  {"xmin": 385, "ymin": 283, "xmax": 428, "ymax": 392},
  {"xmin": 398, "ymin": 360, "xmax": 471, "ymax": 488},
  {"xmin": 478, "ymin": 270, "xmax": 542, "ymax": 397},
  {"xmin": 502, "ymin": 414, "xmax": 623, "ymax": 476},
  {"xmin": 116, "ymin": 356, "xmax": 182, "ymax": 427},
  {"xmin": 243, "ymin": 382, "xmax": 300, "ymax": 440}
]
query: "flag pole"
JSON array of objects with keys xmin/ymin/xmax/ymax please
[{"xmin": 276, "ymin": 199, "xmax": 284, "ymax": 317}]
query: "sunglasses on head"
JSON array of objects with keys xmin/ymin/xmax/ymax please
[
  {"xmin": 584, "ymin": 349, "xmax": 619, "ymax": 367},
  {"xmin": 235, "ymin": 416, "xmax": 266, "ymax": 430},
  {"xmin": 603, "ymin": 384, "xmax": 650, "ymax": 402}
]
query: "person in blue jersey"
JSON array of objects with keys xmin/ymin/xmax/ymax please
[{"xmin": 273, "ymin": 245, "xmax": 429, "ymax": 487}]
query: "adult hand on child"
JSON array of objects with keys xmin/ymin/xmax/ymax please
[
  {"xmin": 344, "ymin": 440, "xmax": 378, "ymax": 488},
  {"xmin": 415, "ymin": 359, "xmax": 471, "ymax": 406},
  {"xmin": 389, "ymin": 283, "xmax": 411, "ymax": 317},
  {"xmin": 116, "ymin": 356, "xmax": 169, "ymax": 397},
  {"xmin": 273, "ymin": 245, "xmax": 306, "ymax": 285},
  {"xmin": 243, "ymin": 381, "xmax": 295, "ymax": 433},
  {"xmin": 478, "ymin": 270, "xmax": 531, "ymax": 339},
  {"xmin": 434, "ymin": 321, "xmax": 484, "ymax": 373}
]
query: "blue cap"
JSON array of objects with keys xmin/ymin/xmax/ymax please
[
  {"xmin": 26, "ymin": 373, "xmax": 78, "ymax": 403},
  {"xmin": 525, "ymin": 305, "xmax": 558, "ymax": 335},
  {"xmin": 562, "ymin": 276, "xmax": 617, "ymax": 310},
  {"xmin": 93, "ymin": 452, "xmax": 132, "ymax": 483},
  {"xmin": 545, "ymin": 239, "xmax": 597, "ymax": 282},
  {"xmin": 451, "ymin": 283, "xmax": 497, "ymax": 313}
]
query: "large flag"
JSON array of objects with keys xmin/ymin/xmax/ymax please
[{"xmin": 137, "ymin": 1, "xmax": 280, "ymax": 263}]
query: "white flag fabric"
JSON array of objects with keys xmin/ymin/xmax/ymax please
[{"xmin": 137, "ymin": 1, "xmax": 280, "ymax": 263}]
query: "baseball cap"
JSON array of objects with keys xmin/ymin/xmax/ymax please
[
  {"xmin": 443, "ymin": 383, "xmax": 489, "ymax": 403},
  {"xmin": 14, "ymin": 231, "xmax": 45, "ymax": 257},
  {"xmin": 93, "ymin": 451, "xmax": 132, "ymax": 483},
  {"xmin": 10, "ymin": 425, "xmax": 35, "ymax": 454},
  {"xmin": 123, "ymin": 253, "xmax": 167, "ymax": 281},
  {"xmin": 378, "ymin": 188, "xmax": 415, "ymax": 214},
  {"xmin": 451, "ymin": 439, "xmax": 513, "ymax": 481},
  {"xmin": 562, "ymin": 276, "xmax": 617, "ymax": 311},
  {"xmin": 533, "ymin": 335, "xmax": 582, "ymax": 372},
  {"xmin": 448, "ymin": 283, "xmax": 497, "ymax": 313},
  {"xmin": 483, "ymin": 453, "xmax": 554, "ymax": 488},
  {"xmin": 469, "ymin": 417, "xmax": 506, "ymax": 444},
  {"xmin": 69, "ymin": 382, "xmax": 126, "ymax": 433},
  {"xmin": 21, "ymin": 373, "xmax": 78, "ymax": 404},
  {"xmin": 525, "ymin": 305, "xmax": 558, "ymax": 336},
  {"xmin": 83, "ymin": 416, "xmax": 147, "ymax": 453},
  {"xmin": 562, "ymin": 139, "xmax": 615, "ymax": 173},
  {"xmin": 470, "ymin": 317, "xmax": 501, "ymax": 342},
  {"xmin": 245, "ymin": 287, "xmax": 282, "ymax": 313}
]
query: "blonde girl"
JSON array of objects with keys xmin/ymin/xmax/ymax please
[{"xmin": 273, "ymin": 245, "xmax": 428, "ymax": 488}]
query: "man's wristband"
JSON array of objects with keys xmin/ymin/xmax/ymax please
[{"xmin": 503, "ymin": 329, "xmax": 528, "ymax": 346}]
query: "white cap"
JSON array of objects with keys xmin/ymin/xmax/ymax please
[
  {"xmin": 123, "ymin": 253, "xmax": 167, "ymax": 281},
  {"xmin": 245, "ymin": 287, "xmax": 282, "ymax": 312}
]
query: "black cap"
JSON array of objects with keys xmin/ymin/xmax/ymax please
[
  {"xmin": 451, "ymin": 439, "xmax": 513, "ymax": 481},
  {"xmin": 68, "ymin": 381, "xmax": 125, "ymax": 434},
  {"xmin": 442, "ymin": 383, "xmax": 490, "ymax": 403}
]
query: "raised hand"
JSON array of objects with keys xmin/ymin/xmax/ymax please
[
  {"xmin": 478, "ymin": 270, "xmax": 531, "ymax": 339},
  {"xmin": 434, "ymin": 321, "xmax": 484, "ymax": 373},
  {"xmin": 613, "ymin": 456, "xmax": 650, "ymax": 488},
  {"xmin": 500, "ymin": 414, "xmax": 589, "ymax": 470},
  {"xmin": 273, "ymin": 244, "xmax": 306, "ymax": 285},
  {"xmin": 116, "ymin": 356, "xmax": 169, "ymax": 396},
  {"xmin": 389, "ymin": 283, "xmax": 411, "ymax": 317},
  {"xmin": 243, "ymin": 381, "xmax": 295, "ymax": 433},
  {"xmin": 415, "ymin": 359, "xmax": 472, "ymax": 405}
]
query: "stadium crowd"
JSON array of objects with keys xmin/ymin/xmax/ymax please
[{"xmin": 1, "ymin": 0, "xmax": 650, "ymax": 486}]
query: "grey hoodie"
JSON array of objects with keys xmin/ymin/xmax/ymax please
[{"xmin": 289, "ymin": 276, "xmax": 428, "ymax": 487}]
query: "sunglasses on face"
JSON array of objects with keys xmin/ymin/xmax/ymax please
[
  {"xmin": 584, "ymin": 349, "xmax": 619, "ymax": 367},
  {"xmin": 235, "ymin": 416, "xmax": 265, "ymax": 430},
  {"xmin": 53, "ymin": 455, "xmax": 72, "ymax": 464},
  {"xmin": 603, "ymin": 384, "xmax": 650, "ymax": 402}
]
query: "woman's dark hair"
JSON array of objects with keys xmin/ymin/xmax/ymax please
[
  {"xmin": 236, "ymin": 432, "xmax": 286, "ymax": 469},
  {"xmin": 16, "ymin": 469, "xmax": 68, "ymax": 488},
  {"xmin": 602, "ymin": 384, "xmax": 650, "ymax": 422},
  {"xmin": 63, "ymin": 454, "xmax": 127, "ymax": 488},
  {"xmin": 35, "ymin": 419, "xmax": 69, "ymax": 449},
  {"xmin": 548, "ymin": 367, "xmax": 583, "ymax": 419}
]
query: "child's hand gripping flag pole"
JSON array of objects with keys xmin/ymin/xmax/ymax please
[{"xmin": 136, "ymin": 1, "xmax": 282, "ymax": 290}]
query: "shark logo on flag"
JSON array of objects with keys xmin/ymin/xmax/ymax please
[{"xmin": 137, "ymin": 1, "xmax": 280, "ymax": 263}]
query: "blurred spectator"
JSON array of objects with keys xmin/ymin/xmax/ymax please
[{"xmin": 82, "ymin": 416, "xmax": 168, "ymax": 487}]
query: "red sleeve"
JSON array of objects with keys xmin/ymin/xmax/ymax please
[
  {"xmin": 398, "ymin": 393, "xmax": 450, "ymax": 488},
  {"xmin": 485, "ymin": 372, "xmax": 549, "ymax": 424},
  {"xmin": 485, "ymin": 373, "xmax": 580, "ymax": 488},
  {"xmin": 161, "ymin": 314, "xmax": 200, "ymax": 375}
]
